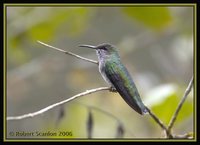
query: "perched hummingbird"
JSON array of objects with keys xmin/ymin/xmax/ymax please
[{"xmin": 79, "ymin": 43, "xmax": 148, "ymax": 115}]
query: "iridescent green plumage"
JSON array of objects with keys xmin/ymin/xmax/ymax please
[
  {"xmin": 79, "ymin": 43, "xmax": 148, "ymax": 115},
  {"xmin": 105, "ymin": 58, "xmax": 147, "ymax": 115}
]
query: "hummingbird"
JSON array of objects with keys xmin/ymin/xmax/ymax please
[{"xmin": 79, "ymin": 43, "xmax": 148, "ymax": 115}]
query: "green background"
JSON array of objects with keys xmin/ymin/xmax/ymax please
[{"xmin": 6, "ymin": 5, "xmax": 194, "ymax": 139}]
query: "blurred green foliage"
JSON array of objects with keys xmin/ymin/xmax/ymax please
[
  {"xmin": 6, "ymin": 6, "xmax": 194, "ymax": 139},
  {"xmin": 145, "ymin": 84, "xmax": 193, "ymax": 125},
  {"xmin": 29, "ymin": 8, "xmax": 93, "ymax": 41},
  {"xmin": 122, "ymin": 7, "xmax": 172, "ymax": 31},
  {"xmin": 8, "ymin": 7, "xmax": 93, "ymax": 66},
  {"xmin": 151, "ymin": 92, "xmax": 192, "ymax": 125}
]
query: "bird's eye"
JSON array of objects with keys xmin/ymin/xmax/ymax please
[{"xmin": 102, "ymin": 47, "xmax": 107, "ymax": 50}]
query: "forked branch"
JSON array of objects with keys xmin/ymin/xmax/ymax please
[
  {"xmin": 7, "ymin": 87, "xmax": 110, "ymax": 120},
  {"xmin": 7, "ymin": 41, "xmax": 194, "ymax": 139}
]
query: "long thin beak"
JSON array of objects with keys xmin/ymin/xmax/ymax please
[{"xmin": 79, "ymin": 44, "xmax": 96, "ymax": 49}]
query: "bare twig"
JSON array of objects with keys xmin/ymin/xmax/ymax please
[
  {"xmin": 145, "ymin": 76, "xmax": 194, "ymax": 138},
  {"xmin": 7, "ymin": 84, "xmax": 168, "ymax": 137},
  {"xmin": 167, "ymin": 76, "xmax": 194, "ymax": 136},
  {"xmin": 7, "ymin": 87, "xmax": 110, "ymax": 120},
  {"xmin": 37, "ymin": 41, "xmax": 98, "ymax": 65},
  {"xmin": 145, "ymin": 107, "xmax": 168, "ymax": 132},
  {"xmin": 173, "ymin": 132, "xmax": 193, "ymax": 139},
  {"xmin": 8, "ymin": 41, "xmax": 194, "ymax": 139},
  {"xmin": 77, "ymin": 102, "xmax": 122, "ymax": 124}
]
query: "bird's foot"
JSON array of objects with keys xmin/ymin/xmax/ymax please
[{"xmin": 109, "ymin": 87, "xmax": 117, "ymax": 93}]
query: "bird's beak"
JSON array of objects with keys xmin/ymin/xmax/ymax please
[{"xmin": 79, "ymin": 44, "xmax": 96, "ymax": 49}]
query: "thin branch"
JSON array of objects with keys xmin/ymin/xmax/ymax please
[
  {"xmin": 37, "ymin": 40, "xmax": 98, "ymax": 65},
  {"xmin": 7, "ymin": 85, "xmax": 166, "ymax": 136},
  {"xmin": 7, "ymin": 84, "xmax": 169, "ymax": 134},
  {"xmin": 7, "ymin": 85, "xmax": 175, "ymax": 138},
  {"xmin": 167, "ymin": 76, "xmax": 194, "ymax": 134},
  {"xmin": 75, "ymin": 101, "xmax": 135, "ymax": 137},
  {"xmin": 7, "ymin": 87, "xmax": 110, "ymax": 121},
  {"xmin": 173, "ymin": 132, "xmax": 193, "ymax": 139},
  {"xmin": 7, "ymin": 41, "xmax": 194, "ymax": 139},
  {"xmin": 145, "ymin": 107, "xmax": 168, "ymax": 132},
  {"xmin": 77, "ymin": 102, "xmax": 122, "ymax": 124}
]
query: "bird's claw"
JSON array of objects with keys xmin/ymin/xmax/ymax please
[{"xmin": 109, "ymin": 87, "xmax": 117, "ymax": 93}]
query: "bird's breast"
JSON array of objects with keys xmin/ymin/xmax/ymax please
[{"xmin": 99, "ymin": 60, "xmax": 113, "ymax": 86}]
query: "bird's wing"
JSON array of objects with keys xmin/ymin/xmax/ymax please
[{"xmin": 104, "ymin": 60, "xmax": 146, "ymax": 115}]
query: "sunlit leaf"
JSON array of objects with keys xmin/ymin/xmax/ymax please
[
  {"xmin": 122, "ymin": 7, "xmax": 172, "ymax": 31},
  {"xmin": 145, "ymin": 84, "xmax": 177, "ymax": 106},
  {"xmin": 145, "ymin": 84, "xmax": 193, "ymax": 124}
]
